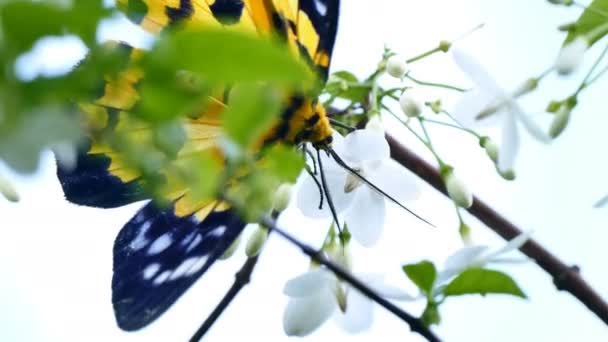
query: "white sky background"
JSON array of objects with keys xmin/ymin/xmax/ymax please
[{"xmin": 1, "ymin": 0, "xmax": 608, "ymax": 341}]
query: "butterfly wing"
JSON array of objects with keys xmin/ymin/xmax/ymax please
[
  {"xmin": 115, "ymin": 0, "xmax": 340, "ymax": 80},
  {"xmin": 112, "ymin": 201, "xmax": 245, "ymax": 331}
]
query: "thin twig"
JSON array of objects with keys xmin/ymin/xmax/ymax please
[
  {"xmin": 259, "ymin": 215, "xmax": 443, "ymax": 342},
  {"xmin": 386, "ymin": 134, "xmax": 608, "ymax": 325},
  {"xmin": 189, "ymin": 212, "xmax": 278, "ymax": 341}
]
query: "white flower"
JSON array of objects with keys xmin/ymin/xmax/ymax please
[
  {"xmin": 297, "ymin": 126, "xmax": 419, "ymax": 247},
  {"xmin": 282, "ymin": 268, "xmax": 413, "ymax": 336},
  {"xmin": 399, "ymin": 90, "xmax": 423, "ymax": 117},
  {"xmin": 436, "ymin": 231, "xmax": 531, "ymax": 286},
  {"xmin": 386, "ymin": 55, "xmax": 409, "ymax": 79},
  {"xmin": 555, "ymin": 37, "xmax": 589, "ymax": 75},
  {"xmin": 451, "ymin": 49, "xmax": 550, "ymax": 173}
]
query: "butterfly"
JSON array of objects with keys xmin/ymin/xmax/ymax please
[{"xmin": 56, "ymin": 0, "xmax": 340, "ymax": 332}]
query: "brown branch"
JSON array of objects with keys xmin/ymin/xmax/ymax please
[{"xmin": 386, "ymin": 133, "xmax": 608, "ymax": 325}]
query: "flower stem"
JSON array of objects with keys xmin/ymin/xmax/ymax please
[
  {"xmin": 406, "ymin": 46, "xmax": 443, "ymax": 64},
  {"xmin": 575, "ymin": 41, "xmax": 608, "ymax": 96},
  {"xmin": 405, "ymin": 74, "xmax": 467, "ymax": 92}
]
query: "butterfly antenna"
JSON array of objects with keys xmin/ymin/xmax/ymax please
[
  {"xmin": 316, "ymin": 148, "xmax": 343, "ymax": 234},
  {"xmin": 328, "ymin": 148, "xmax": 435, "ymax": 227},
  {"xmin": 329, "ymin": 118, "xmax": 356, "ymax": 133}
]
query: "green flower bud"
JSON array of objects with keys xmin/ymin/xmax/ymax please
[
  {"xmin": 272, "ymin": 183, "xmax": 293, "ymax": 212},
  {"xmin": 386, "ymin": 55, "xmax": 408, "ymax": 79},
  {"xmin": 549, "ymin": 104, "xmax": 572, "ymax": 138},
  {"xmin": 0, "ymin": 173, "xmax": 19, "ymax": 202},
  {"xmin": 442, "ymin": 166, "xmax": 473, "ymax": 208},
  {"xmin": 219, "ymin": 233, "xmax": 242, "ymax": 260},
  {"xmin": 245, "ymin": 225, "xmax": 268, "ymax": 257},
  {"xmin": 399, "ymin": 91, "xmax": 423, "ymax": 117},
  {"xmin": 479, "ymin": 136, "xmax": 499, "ymax": 163}
]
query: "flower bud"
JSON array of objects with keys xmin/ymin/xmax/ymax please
[
  {"xmin": 272, "ymin": 183, "xmax": 293, "ymax": 212},
  {"xmin": 0, "ymin": 173, "xmax": 19, "ymax": 202},
  {"xmin": 549, "ymin": 104, "xmax": 572, "ymax": 138},
  {"xmin": 365, "ymin": 115, "xmax": 385, "ymax": 134},
  {"xmin": 246, "ymin": 225, "xmax": 268, "ymax": 257},
  {"xmin": 555, "ymin": 37, "xmax": 589, "ymax": 75},
  {"xmin": 479, "ymin": 136, "xmax": 498, "ymax": 163},
  {"xmin": 497, "ymin": 167, "xmax": 516, "ymax": 181},
  {"xmin": 399, "ymin": 91, "xmax": 423, "ymax": 117},
  {"xmin": 459, "ymin": 222, "xmax": 472, "ymax": 245},
  {"xmin": 386, "ymin": 55, "xmax": 408, "ymax": 78},
  {"xmin": 219, "ymin": 233, "xmax": 241, "ymax": 260},
  {"xmin": 443, "ymin": 167, "xmax": 473, "ymax": 208}
]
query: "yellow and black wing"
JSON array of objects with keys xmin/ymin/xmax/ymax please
[
  {"xmin": 117, "ymin": 0, "xmax": 340, "ymax": 79},
  {"xmin": 57, "ymin": 0, "xmax": 340, "ymax": 331}
]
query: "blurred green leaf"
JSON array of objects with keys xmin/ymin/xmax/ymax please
[
  {"xmin": 325, "ymin": 70, "xmax": 371, "ymax": 103},
  {"xmin": 403, "ymin": 260, "xmax": 437, "ymax": 296},
  {"xmin": 1, "ymin": 1, "xmax": 107, "ymax": 55},
  {"xmin": 0, "ymin": 107, "xmax": 81, "ymax": 173},
  {"xmin": 443, "ymin": 268, "xmax": 527, "ymax": 298},
  {"xmin": 223, "ymin": 83, "xmax": 282, "ymax": 147},
  {"xmin": 565, "ymin": 0, "xmax": 608, "ymax": 45},
  {"xmin": 263, "ymin": 144, "xmax": 305, "ymax": 183},
  {"xmin": 147, "ymin": 29, "xmax": 314, "ymax": 87}
]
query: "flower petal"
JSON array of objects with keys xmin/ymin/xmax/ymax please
[
  {"xmin": 452, "ymin": 90, "xmax": 501, "ymax": 128},
  {"xmin": 486, "ymin": 231, "xmax": 532, "ymax": 260},
  {"xmin": 368, "ymin": 159, "xmax": 420, "ymax": 202},
  {"xmin": 341, "ymin": 129, "xmax": 389, "ymax": 163},
  {"xmin": 497, "ymin": 111, "xmax": 520, "ymax": 173},
  {"xmin": 334, "ymin": 289, "xmax": 374, "ymax": 333},
  {"xmin": 283, "ymin": 289, "xmax": 336, "ymax": 336},
  {"xmin": 443, "ymin": 245, "xmax": 489, "ymax": 271},
  {"xmin": 452, "ymin": 48, "xmax": 505, "ymax": 95},
  {"xmin": 437, "ymin": 245, "xmax": 488, "ymax": 284},
  {"xmin": 296, "ymin": 168, "xmax": 355, "ymax": 219},
  {"xmin": 284, "ymin": 268, "xmax": 335, "ymax": 297},
  {"xmin": 344, "ymin": 188, "xmax": 385, "ymax": 247},
  {"xmin": 510, "ymin": 101, "xmax": 551, "ymax": 143},
  {"xmin": 370, "ymin": 283, "xmax": 418, "ymax": 301}
]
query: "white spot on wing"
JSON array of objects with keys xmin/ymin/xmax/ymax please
[
  {"xmin": 186, "ymin": 234, "xmax": 203, "ymax": 253},
  {"xmin": 153, "ymin": 270, "xmax": 171, "ymax": 286},
  {"xmin": 168, "ymin": 257, "xmax": 199, "ymax": 281},
  {"xmin": 313, "ymin": 0, "xmax": 328, "ymax": 16},
  {"xmin": 208, "ymin": 225, "xmax": 226, "ymax": 239},
  {"xmin": 129, "ymin": 220, "xmax": 152, "ymax": 251},
  {"xmin": 184, "ymin": 255, "xmax": 209, "ymax": 276},
  {"xmin": 142, "ymin": 263, "xmax": 161, "ymax": 280},
  {"xmin": 147, "ymin": 233, "xmax": 173, "ymax": 255}
]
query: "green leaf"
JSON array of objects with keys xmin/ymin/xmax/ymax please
[
  {"xmin": 1, "ymin": 1, "xmax": 107, "ymax": 55},
  {"xmin": 565, "ymin": 0, "xmax": 608, "ymax": 46},
  {"xmin": 263, "ymin": 145, "xmax": 305, "ymax": 183},
  {"xmin": 0, "ymin": 107, "xmax": 82, "ymax": 173},
  {"xmin": 443, "ymin": 268, "xmax": 527, "ymax": 298},
  {"xmin": 421, "ymin": 302, "xmax": 441, "ymax": 326},
  {"xmin": 223, "ymin": 84, "xmax": 282, "ymax": 147},
  {"xmin": 148, "ymin": 29, "xmax": 314, "ymax": 87},
  {"xmin": 402, "ymin": 260, "xmax": 437, "ymax": 295},
  {"xmin": 324, "ymin": 70, "xmax": 371, "ymax": 102}
]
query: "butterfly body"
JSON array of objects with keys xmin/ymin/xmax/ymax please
[{"xmin": 58, "ymin": 0, "xmax": 340, "ymax": 331}]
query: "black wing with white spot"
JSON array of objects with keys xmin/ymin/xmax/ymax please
[{"xmin": 112, "ymin": 201, "xmax": 246, "ymax": 331}]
